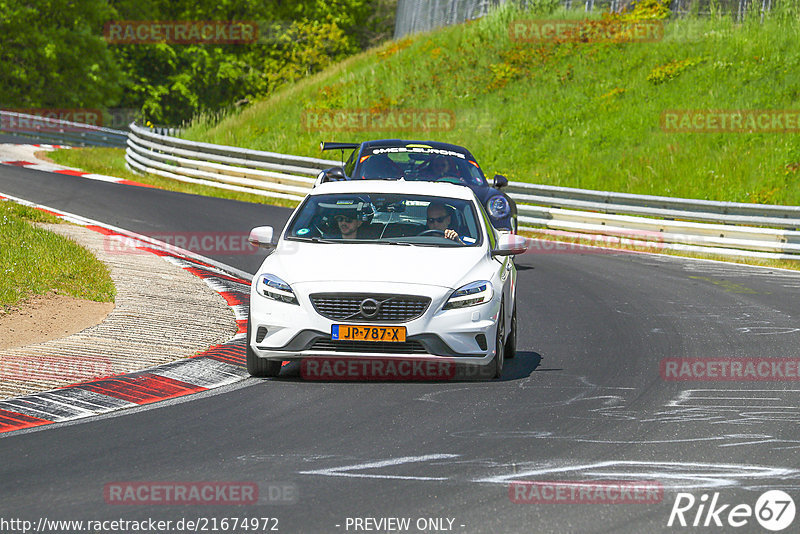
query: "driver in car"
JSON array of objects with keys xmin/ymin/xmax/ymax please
[
  {"xmin": 431, "ymin": 156, "xmax": 456, "ymax": 177},
  {"xmin": 426, "ymin": 202, "xmax": 460, "ymax": 242}
]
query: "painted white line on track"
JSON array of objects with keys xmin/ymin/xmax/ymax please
[{"xmin": 299, "ymin": 454, "xmax": 460, "ymax": 481}]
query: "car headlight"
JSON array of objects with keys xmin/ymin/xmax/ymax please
[
  {"xmin": 443, "ymin": 280, "xmax": 493, "ymax": 310},
  {"xmin": 487, "ymin": 195, "xmax": 510, "ymax": 219},
  {"xmin": 256, "ymin": 273, "xmax": 298, "ymax": 305}
]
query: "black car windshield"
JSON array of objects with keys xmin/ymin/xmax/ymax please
[
  {"xmin": 355, "ymin": 146, "xmax": 487, "ymax": 186},
  {"xmin": 286, "ymin": 193, "xmax": 483, "ymax": 247}
]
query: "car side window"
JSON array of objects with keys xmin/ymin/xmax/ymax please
[
  {"xmin": 476, "ymin": 202, "xmax": 497, "ymax": 249},
  {"xmin": 344, "ymin": 149, "xmax": 357, "ymax": 177}
]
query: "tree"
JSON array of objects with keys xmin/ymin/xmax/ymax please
[{"xmin": 0, "ymin": 0, "xmax": 122, "ymax": 108}]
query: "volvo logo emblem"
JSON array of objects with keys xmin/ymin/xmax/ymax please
[{"xmin": 359, "ymin": 298, "xmax": 380, "ymax": 318}]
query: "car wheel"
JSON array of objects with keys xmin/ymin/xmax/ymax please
[
  {"xmin": 505, "ymin": 303, "xmax": 517, "ymax": 360},
  {"xmin": 246, "ymin": 315, "xmax": 282, "ymax": 378},
  {"xmin": 491, "ymin": 302, "xmax": 505, "ymax": 379}
]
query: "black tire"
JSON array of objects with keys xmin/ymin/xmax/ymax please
[
  {"xmin": 491, "ymin": 302, "xmax": 505, "ymax": 379},
  {"xmin": 505, "ymin": 304, "xmax": 517, "ymax": 360},
  {"xmin": 246, "ymin": 316, "xmax": 282, "ymax": 378}
]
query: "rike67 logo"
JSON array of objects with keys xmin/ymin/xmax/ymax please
[{"xmin": 668, "ymin": 490, "xmax": 796, "ymax": 531}]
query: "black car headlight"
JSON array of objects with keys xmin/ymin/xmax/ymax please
[
  {"xmin": 487, "ymin": 195, "xmax": 510, "ymax": 219},
  {"xmin": 443, "ymin": 281, "xmax": 494, "ymax": 310},
  {"xmin": 256, "ymin": 273, "xmax": 298, "ymax": 305}
]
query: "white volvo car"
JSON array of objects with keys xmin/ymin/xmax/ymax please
[{"xmin": 247, "ymin": 180, "xmax": 529, "ymax": 379}]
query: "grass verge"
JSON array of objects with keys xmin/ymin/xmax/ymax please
[{"xmin": 0, "ymin": 201, "xmax": 116, "ymax": 309}]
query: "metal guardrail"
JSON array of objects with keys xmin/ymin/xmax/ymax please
[
  {"xmin": 126, "ymin": 122, "xmax": 339, "ymax": 201},
  {"xmin": 0, "ymin": 110, "xmax": 128, "ymax": 148},
  {"xmin": 124, "ymin": 125, "xmax": 800, "ymax": 260},
  {"xmin": 507, "ymin": 182, "xmax": 800, "ymax": 225}
]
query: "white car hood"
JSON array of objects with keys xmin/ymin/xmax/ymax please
[{"xmin": 264, "ymin": 242, "xmax": 486, "ymax": 289}]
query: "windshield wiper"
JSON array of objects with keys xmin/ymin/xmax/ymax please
[
  {"xmin": 375, "ymin": 240, "xmax": 455, "ymax": 248},
  {"xmin": 373, "ymin": 240, "xmax": 413, "ymax": 246},
  {"xmin": 403, "ymin": 242, "xmax": 457, "ymax": 247},
  {"xmin": 289, "ymin": 237, "xmax": 340, "ymax": 244}
]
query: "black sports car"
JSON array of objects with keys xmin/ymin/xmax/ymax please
[{"xmin": 316, "ymin": 139, "xmax": 517, "ymax": 233}]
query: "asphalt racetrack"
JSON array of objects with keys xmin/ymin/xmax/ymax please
[{"xmin": 2, "ymin": 164, "xmax": 800, "ymax": 533}]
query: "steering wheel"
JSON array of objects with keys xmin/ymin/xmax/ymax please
[{"xmin": 418, "ymin": 229, "xmax": 445, "ymax": 237}]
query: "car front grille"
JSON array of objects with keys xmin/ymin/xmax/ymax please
[
  {"xmin": 309, "ymin": 293, "xmax": 431, "ymax": 322},
  {"xmin": 309, "ymin": 339, "xmax": 429, "ymax": 354}
]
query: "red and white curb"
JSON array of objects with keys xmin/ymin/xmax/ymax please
[
  {"xmin": 0, "ymin": 193, "xmax": 258, "ymax": 435},
  {"xmin": 8, "ymin": 144, "xmax": 69, "ymax": 149},
  {"xmin": 0, "ymin": 143, "xmax": 155, "ymax": 189}
]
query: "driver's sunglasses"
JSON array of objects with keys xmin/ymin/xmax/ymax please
[
  {"xmin": 427, "ymin": 215, "xmax": 449, "ymax": 224},
  {"xmin": 334, "ymin": 215, "xmax": 355, "ymax": 223}
]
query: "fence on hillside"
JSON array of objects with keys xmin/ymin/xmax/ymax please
[{"xmin": 394, "ymin": 0, "xmax": 777, "ymax": 37}]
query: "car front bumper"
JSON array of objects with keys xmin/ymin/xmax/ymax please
[{"xmin": 249, "ymin": 281, "xmax": 501, "ymax": 366}]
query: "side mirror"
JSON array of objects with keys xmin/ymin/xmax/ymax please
[
  {"xmin": 491, "ymin": 234, "xmax": 529, "ymax": 257},
  {"xmin": 328, "ymin": 167, "xmax": 346, "ymax": 179},
  {"xmin": 493, "ymin": 174, "xmax": 508, "ymax": 189},
  {"xmin": 313, "ymin": 167, "xmax": 347, "ymax": 187},
  {"xmin": 248, "ymin": 226, "xmax": 275, "ymax": 249}
]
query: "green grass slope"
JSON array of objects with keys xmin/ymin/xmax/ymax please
[
  {"xmin": 0, "ymin": 202, "xmax": 115, "ymax": 308},
  {"xmin": 185, "ymin": 4, "xmax": 800, "ymax": 205}
]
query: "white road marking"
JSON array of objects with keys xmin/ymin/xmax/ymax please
[
  {"xmin": 474, "ymin": 460, "xmax": 798, "ymax": 489},
  {"xmin": 299, "ymin": 454, "xmax": 460, "ymax": 480},
  {"xmin": 735, "ymin": 326, "xmax": 800, "ymax": 335},
  {"xmin": 296, "ymin": 453, "xmax": 800, "ymax": 490}
]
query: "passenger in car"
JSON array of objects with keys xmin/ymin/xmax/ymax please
[
  {"xmin": 334, "ymin": 213, "xmax": 362, "ymax": 239},
  {"xmin": 360, "ymin": 154, "xmax": 401, "ymax": 179},
  {"xmin": 334, "ymin": 213, "xmax": 379, "ymax": 239}
]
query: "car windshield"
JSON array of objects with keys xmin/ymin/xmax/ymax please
[
  {"xmin": 355, "ymin": 146, "xmax": 487, "ymax": 186},
  {"xmin": 286, "ymin": 193, "xmax": 483, "ymax": 247}
]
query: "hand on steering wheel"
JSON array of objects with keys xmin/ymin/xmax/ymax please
[{"xmin": 419, "ymin": 228, "xmax": 460, "ymax": 241}]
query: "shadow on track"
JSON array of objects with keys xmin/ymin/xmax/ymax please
[
  {"xmin": 498, "ymin": 350, "xmax": 543, "ymax": 381},
  {"xmin": 250, "ymin": 351, "xmax": 545, "ymax": 383}
]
